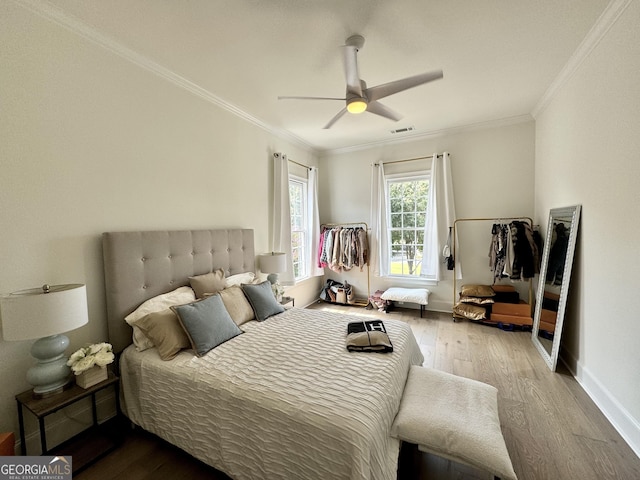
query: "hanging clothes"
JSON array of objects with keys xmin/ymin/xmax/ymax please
[
  {"xmin": 488, "ymin": 221, "xmax": 539, "ymax": 281},
  {"xmin": 318, "ymin": 226, "xmax": 369, "ymax": 272}
]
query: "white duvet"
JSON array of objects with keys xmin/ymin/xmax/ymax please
[{"xmin": 120, "ymin": 307, "xmax": 424, "ymax": 480}]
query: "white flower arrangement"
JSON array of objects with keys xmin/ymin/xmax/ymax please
[
  {"xmin": 272, "ymin": 282, "xmax": 285, "ymax": 302},
  {"xmin": 67, "ymin": 342, "xmax": 115, "ymax": 375}
]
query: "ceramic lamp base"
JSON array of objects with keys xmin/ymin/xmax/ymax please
[{"xmin": 27, "ymin": 334, "xmax": 73, "ymax": 398}]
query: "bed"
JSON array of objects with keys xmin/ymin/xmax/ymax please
[{"xmin": 103, "ymin": 229, "xmax": 424, "ymax": 480}]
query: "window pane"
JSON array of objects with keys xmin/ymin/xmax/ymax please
[
  {"xmin": 390, "ymin": 230, "xmax": 403, "ymax": 245},
  {"xmin": 386, "ymin": 175, "xmax": 429, "ymax": 278},
  {"xmin": 402, "ymin": 213, "xmax": 415, "ymax": 228},
  {"xmin": 389, "ymin": 182, "xmax": 403, "ymax": 199},
  {"xmin": 289, "ymin": 178, "xmax": 308, "ymax": 281}
]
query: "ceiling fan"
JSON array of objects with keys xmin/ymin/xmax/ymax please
[{"xmin": 278, "ymin": 34, "xmax": 443, "ymax": 129}]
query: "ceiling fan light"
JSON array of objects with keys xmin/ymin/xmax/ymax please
[{"xmin": 347, "ymin": 98, "xmax": 367, "ymax": 114}]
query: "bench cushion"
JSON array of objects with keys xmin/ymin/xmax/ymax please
[
  {"xmin": 391, "ymin": 366, "xmax": 517, "ymax": 480},
  {"xmin": 381, "ymin": 288, "xmax": 429, "ymax": 305}
]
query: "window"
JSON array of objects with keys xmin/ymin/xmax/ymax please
[
  {"xmin": 387, "ymin": 172, "xmax": 430, "ymax": 278},
  {"xmin": 289, "ymin": 175, "xmax": 308, "ymax": 280}
]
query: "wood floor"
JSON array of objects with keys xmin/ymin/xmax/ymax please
[{"xmin": 76, "ymin": 303, "xmax": 640, "ymax": 480}]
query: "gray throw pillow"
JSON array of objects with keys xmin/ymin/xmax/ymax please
[
  {"xmin": 172, "ymin": 294, "xmax": 242, "ymax": 356},
  {"xmin": 241, "ymin": 281, "xmax": 285, "ymax": 321}
]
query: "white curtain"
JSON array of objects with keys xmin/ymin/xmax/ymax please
[
  {"xmin": 272, "ymin": 153, "xmax": 295, "ymax": 286},
  {"xmin": 307, "ymin": 167, "xmax": 324, "ymax": 277},
  {"xmin": 370, "ymin": 163, "xmax": 390, "ymax": 277},
  {"xmin": 421, "ymin": 152, "xmax": 462, "ymax": 281}
]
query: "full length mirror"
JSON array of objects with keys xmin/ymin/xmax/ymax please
[{"xmin": 532, "ymin": 205, "xmax": 581, "ymax": 371}]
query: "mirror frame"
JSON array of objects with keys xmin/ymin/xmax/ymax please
[{"xmin": 532, "ymin": 205, "xmax": 581, "ymax": 371}]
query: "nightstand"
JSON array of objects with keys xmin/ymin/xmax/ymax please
[
  {"xmin": 280, "ymin": 296, "xmax": 295, "ymax": 307},
  {"xmin": 16, "ymin": 371, "xmax": 123, "ymax": 473}
]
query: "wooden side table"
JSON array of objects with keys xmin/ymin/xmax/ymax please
[
  {"xmin": 16, "ymin": 371, "xmax": 122, "ymax": 472},
  {"xmin": 280, "ymin": 296, "xmax": 295, "ymax": 307}
]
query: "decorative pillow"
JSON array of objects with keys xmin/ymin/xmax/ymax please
[
  {"xmin": 459, "ymin": 296, "xmax": 495, "ymax": 305},
  {"xmin": 225, "ymin": 272, "xmax": 257, "ymax": 288},
  {"xmin": 391, "ymin": 366, "xmax": 517, "ymax": 480},
  {"xmin": 172, "ymin": 295, "xmax": 242, "ymax": 357},
  {"xmin": 136, "ymin": 309, "xmax": 191, "ymax": 360},
  {"xmin": 241, "ymin": 281, "xmax": 285, "ymax": 322},
  {"xmin": 217, "ymin": 286, "xmax": 255, "ymax": 326},
  {"xmin": 124, "ymin": 286, "xmax": 196, "ymax": 351},
  {"xmin": 189, "ymin": 268, "xmax": 226, "ymax": 298},
  {"xmin": 460, "ymin": 284, "xmax": 495, "ymax": 298},
  {"xmin": 453, "ymin": 303, "xmax": 487, "ymax": 320}
]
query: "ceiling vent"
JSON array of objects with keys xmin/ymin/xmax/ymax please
[{"xmin": 390, "ymin": 126, "xmax": 415, "ymax": 134}]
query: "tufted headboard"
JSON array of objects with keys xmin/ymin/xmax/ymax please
[{"xmin": 102, "ymin": 229, "xmax": 255, "ymax": 354}]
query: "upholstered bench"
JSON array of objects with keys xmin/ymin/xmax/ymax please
[
  {"xmin": 392, "ymin": 366, "xmax": 517, "ymax": 480},
  {"xmin": 380, "ymin": 288, "xmax": 429, "ymax": 317}
]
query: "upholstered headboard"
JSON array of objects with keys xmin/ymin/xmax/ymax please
[{"xmin": 102, "ymin": 229, "xmax": 255, "ymax": 353}]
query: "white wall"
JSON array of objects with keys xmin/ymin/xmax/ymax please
[
  {"xmin": 534, "ymin": 0, "xmax": 640, "ymax": 454},
  {"xmin": 319, "ymin": 120, "xmax": 536, "ymax": 311},
  {"xmin": 0, "ymin": 3, "xmax": 319, "ymax": 447}
]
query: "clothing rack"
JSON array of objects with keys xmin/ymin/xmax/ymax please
[
  {"xmin": 320, "ymin": 221, "xmax": 370, "ymax": 304},
  {"xmin": 452, "ymin": 216, "xmax": 534, "ymax": 312}
]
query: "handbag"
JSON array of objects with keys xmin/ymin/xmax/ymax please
[{"xmin": 444, "ymin": 227, "xmax": 455, "ymax": 270}]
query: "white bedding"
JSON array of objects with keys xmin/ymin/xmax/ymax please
[{"xmin": 120, "ymin": 307, "xmax": 424, "ymax": 480}]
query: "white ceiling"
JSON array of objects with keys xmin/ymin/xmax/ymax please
[{"xmin": 44, "ymin": 0, "xmax": 610, "ymax": 152}]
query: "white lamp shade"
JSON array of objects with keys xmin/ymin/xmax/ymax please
[
  {"xmin": 259, "ymin": 252, "xmax": 287, "ymax": 274},
  {"xmin": 0, "ymin": 284, "xmax": 89, "ymax": 341}
]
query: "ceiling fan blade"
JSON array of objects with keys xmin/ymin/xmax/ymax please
[
  {"xmin": 323, "ymin": 107, "xmax": 348, "ymax": 129},
  {"xmin": 278, "ymin": 96, "xmax": 345, "ymax": 101},
  {"xmin": 366, "ymin": 101, "xmax": 402, "ymax": 122},
  {"xmin": 342, "ymin": 45, "xmax": 363, "ymax": 96},
  {"xmin": 366, "ymin": 70, "xmax": 443, "ymax": 101}
]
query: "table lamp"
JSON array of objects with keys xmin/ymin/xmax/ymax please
[
  {"xmin": 259, "ymin": 252, "xmax": 287, "ymax": 285},
  {"xmin": 1, "ymin": 284, "xmax": 89, "ymax": 397}
]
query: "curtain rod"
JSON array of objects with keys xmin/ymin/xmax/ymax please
[
  {"xmin": 289, "ymin": 158, "xmax": 312, "ymax": 170},
  {"xmin": 374, "ymin": 154, "xmax": 443, "ymax": 166},
  {"xmin": 273, "ymin": 153, "xmax": 312, "ymax": 170}
]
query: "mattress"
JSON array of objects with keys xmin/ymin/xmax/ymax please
[{"xmin": 120, "ymin": 307, "xmax": 424, "ymax": 480}]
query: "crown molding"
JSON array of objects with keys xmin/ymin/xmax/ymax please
[
  {"xmin": 12, "ymin": 0, "xmax": 317, "ymax": 153},
  {"xmin": 323, "ymin": 114, "xmax": 534, "ymax": 156},
  {"xmin": 532, "ymin": 0, "xmax": 633, "ymax": 118}
]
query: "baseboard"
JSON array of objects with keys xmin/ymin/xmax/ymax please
[
  {"xmin": 424, "ymin": 300, "xmax": 453, "ymax": 314},
  {"xmin": 560, "ymin": 350, "xmax": 640, "ymax": 459}
]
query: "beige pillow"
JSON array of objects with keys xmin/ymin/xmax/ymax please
[
  {"xmin": 189, "ymin": 268, "xmax": 226, "ymax": 298},
  {"xmin": 124, "ymin": 286, "xmax": 196, "ymax": 351},
  {"xmin": 460, "ymin": 284, "xmax": 495, "ymax": 298},
  {"xmin": 453, "ymin": 303, "xmax": 487, "ymax": 320},
  {"xmin": 391, "ymin": 366, "xmax": 517, "ymax": 480},
  {"xmin": 136, "ymin": 309, "xmax": 191, "ymax": 360},
  {"xmin": 459, "ymin": 296, "xmax": 495, "ymax": 305},
  {"xmin": 218, "ymin": 286, "xmax": 255, "ymax": 326}
]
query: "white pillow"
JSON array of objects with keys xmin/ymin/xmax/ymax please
[
  {"xmin": 225, "ymin": 272, "xmax": 256, "ymax": 288},
  {"xmin": 124, "ymin": 286, "xmax": 196, "ymax": 351}
]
